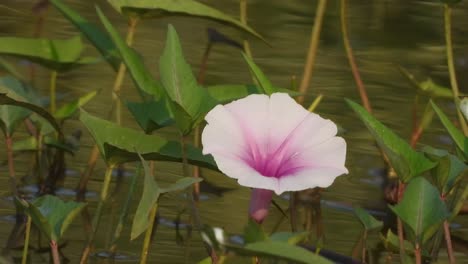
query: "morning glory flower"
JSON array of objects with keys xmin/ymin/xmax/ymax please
[{"xmin": 202, "ymin": 93, "xmax": 347, "ymax": 222}]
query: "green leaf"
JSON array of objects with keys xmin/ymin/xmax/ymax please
[
  {"xmin": 107, "ymin": 0, "xmax": 265, "ymax": 42},
  {"xmin": 79, "ymin": 109, "xmax": 216, "ymax": 169},
  {"xmin": 131, "ymin": 154, "xmax": 160, "ymax": 240},
  {"xmin": 449, "ymin": 184, "xmax": 468, "ymax": 219},
  {"xmin": 460, "ymin": 97, "xmax": 468, "ymax": 121},
  {"xmin": 160, "ymin": 177, "xmax": 203, "ymax": 194},
  {"xmin": 16, "ymin": 195, "xmax": 85, "ymax": 241},
  {"xmin": 126, "ymin": 100, "xmax": 173, "ymax": 133},
  {"xmin": 207, "ymin": 84, "xmax": 300, "ymax": 104},
  {"xmin": 226, "ymin": 241, "xmax": 333, "ymax": 264},
  {"xmin": 346, "ymin": 99, "xmax": 436, "ymax": 182},
  {"xmin": 96, "ymin": 6, "xmax": 164, "ymax": 99},
  {"xmin": 390, "ymin": 177, "xmax": 449, "ymax": 244},
  {"xmin": 423, "ymin": 146, "xmax": 467, "ymax": 195},
  {"xmin": 241, "ymin": 53, "xmax": 276, "ymax": 95},
  {"xmin": 0, "ymin": 77, "xmax": 33, "ymax": 135},
  {"xmin": 269, "ymin": 232, "xmax": 309, "ymax": 245},
  {"xmin": 431, "ymin": 100, "xmax": 466, "ymax": 154},
  {"xmin": 54, "ymin": 91, "xmax": 97, "ymax": 120},
  {"xmin": 398, "ymin": 66, "xmax": 452, "ymax": 99},
  {"xmin": 49, "ymin": 0, "xmax": 120, "ymax": 71},
  {"xmin": 380, "ymin": 230, "xmax": 414, "ymax": 254},
  {"xmin": 0, "ymin": 93, "xmax": 61, "ymax": 137},
  {"xmin": 0, "ymin": 36, "xmax": 93, "ymax": 71},
  {"xmin": 353, "ymin": 207, "xmax": 383, "ymax": 231},
  {"xmin": 243, "ymin": 218, "xmax": 268, "ymax": 244},
  {"xmin": 159, "ymin": 25, "xmax": 216, "ymax": 134}
]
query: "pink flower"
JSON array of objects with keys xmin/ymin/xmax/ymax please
[{"xmin": 202, "ymin": 93, "xmax": 347, "ymax": 222}]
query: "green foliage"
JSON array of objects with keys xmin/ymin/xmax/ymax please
[
  {"xmin": 0, "ymin": 76, "xmax": 33, "ymax": 135},
  {"xmin": 390, "ymin": 177, "xmax": 449, "ymax": 244},
  {"xmin": 106, "ymin": 0, "xmax": 264, "ymax": 41},
  {"xmin": 54, "ymin": 91, "xmax": 97, "ymax": 121},
  {"xmin": 226, "ymin": 241, "xmax": 333, "ymax": 264},
  {"xmin": 79, "ymin": 109, "xmax": 216, "ymax": 168},
  {"xmin": 423, "ymin": 146, "xmax": 467, "ymax": 195},
  {"xmin": 160, "ymin": 25, "xmax": 216, "ymax": 134},
  {"xmin": 0, "ymin": 36, "xmax": 97, "ymax": 71},
  {"xmin": 431, "ymin": 100, "xmax": 467, "ymax": 157},
  {"xmin": 244, "ymin": 218, "xmax": 268, "ymax": 244},
  {"xmin": 16, "ymin": 195, "xmax": 85, "ymax": 241},
  {"xmin": 399, "ymin": 66, "xmax": 453, "ymax": 99},
  {"xmin": 131, "ymin": 154, "xmax": 202, "ymax": 240},
  {"xmin": 353, "ymin": 207, "xmax": 383, "ymax": 231},
  {"xmin": 96, "ymin": 6, "xmax": 164, "ymax": 100},
  {"xmin": 49, "ymin": 0, "xmax": 120, "ymax": 71},
  {"xmin": 241, "ymin": 53, "xmax": 277, "ymax": 95},
  {"xmin": 126, "ymin": 101, "xmax": 174, "ymax": 133},
  {"xmin": 269, "ymin": 232, "xmax": 309, "ymax": 245},
  {"xmin": 346, "ymin": 99, "xmax": 436, "ymax": 182},
  {"xmin": 207, "ymin": 84, "xmax": 299, "ymax": 104}
]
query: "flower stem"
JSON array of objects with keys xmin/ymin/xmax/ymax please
[
  {"xmin": 340, "ymin": 0, "xmax": 371, "ymax": 113},
  {"xmin": 192, "ymin": 126, "xmax": 201, "ymax": 202},
  {"xmin": 5, "ymin": 134, "xmax": 18, "ymax": 197},
  {"xmin": 76, "ymin": 145, "xmax": 100, "ymax": 202},
  {"xmin": 139, "ymin": 204, "xmax": 158, "ymax": 264},
  {"xmin": 297, "ymin": 0, "xmax": 327, "ymax": 104},
  {"xmin": 21, "ymin": 215, "xmax": 32, "ymax": 264},
  {"xmin": 443, "ymin": 220, "xmax": 456, "ymax": 263},
  {"xmin": 361, "ymin": 230, "xmax": 368, "ymax": 262},
  {"xmin": 50, "ymin": 240, "xmax": 61, "ymax": 264},
  {"xmin": 50, "ymin": 70, "xmax": 57, "ymax": 114},
  {"xmin": 444, "ymin": 4, "xmax": 468, "ymax": 136}
]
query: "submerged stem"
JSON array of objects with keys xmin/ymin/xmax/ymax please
[
  {"xmin": 444, "ymin": 4, "xmax": 468, "ymax": 136},
  {"xmin": 297, "ymin": 0, "xmax": 327, "ymax": 104},
  {"xmin": 140, "ymin": 204, "xmax": 158, "ymax": 264}
]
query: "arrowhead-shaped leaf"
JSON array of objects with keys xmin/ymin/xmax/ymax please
[
  {"xmin": 390, "ymin": 177, "xmax": 449, "ymax": 244},
  {"xmin": 346, "ymin": 99, "xmax": 436, "ymax": 182},
  {"xmin": 107, "ymin": 0, "xmax": 265, "ymax": 42},
  {"xmin": 159, "ymin": 25, "xmax": 216, "ymax": 134},
  {"xmin": 54, "ymin": 91, "xmax": 97, "ymax": 121},
  {"xmin": 79, "ymin": 109, "xmax": 216, "ymax": 169},
  {"xmin": 16, "ymin": 195, "xmax": 85, "ymax": 241}
]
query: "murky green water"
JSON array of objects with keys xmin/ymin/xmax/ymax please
[{"xmin": 0, "ymin": 0, "xmax": 467, "ymax": 263}]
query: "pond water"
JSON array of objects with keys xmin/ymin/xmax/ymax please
[{"xmin": 0, "ymin": 0, "xmax": 467, "ymax": 263}]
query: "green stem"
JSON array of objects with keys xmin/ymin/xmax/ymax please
[
  {"xmin": 5, "ymin": 134, "xmax": 18, "ymax": 197},
  {"xmin": 50, "ymin": 70, "xmax": 57, "ymax": 114},
  {"xmin": 139, "ymin": 204, "xmax": 158, "ymax": 264},
  {"xmin": 240, "ymin": 0, "xmax": 253, "ymax": 58},
  {"xmin": 109, "ymin": 168, "xmax": 139, "ymax": 252},
  {"xmin": 112, "ymin": 17, "xmax": 139, "ymax": 126},
  {"xmin": 444, "ymin": 4, "xmax": 468, "ymax": 136},
  {"xmin": 51, "ymin": 240, "xmax": 61, "ymax": 264},
  {"xmin": 21, "ymin": 215, "xmax": 32, "ymax": 264},
  {"xmin": 443, "ymin": 220, "xmax": 456, "ymax": 263},
  {"xmin": 180, "ymin": 134, "xmax": 217, "ymax": 262},
  {"xmin": 297, "ymin": 0, "xmax": 327, "ymax": 105},
  {"xmin": 80, "ymin": 165, "xmax": 115, "ymax": 263},
  {"xmin": 340, "ymin": 0, "xmax": 372, "ymax": 113}
]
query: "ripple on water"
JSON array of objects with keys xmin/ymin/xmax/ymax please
[{"xmin": 93, "ymin": 251, "xmax": 138, "ymax": 262}]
